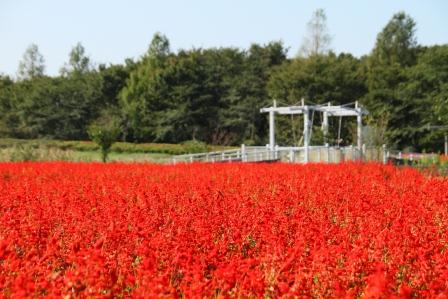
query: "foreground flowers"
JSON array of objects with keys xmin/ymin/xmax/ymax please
[{"xmin": 0, "ymin": 162, "xmax": 447, "ymax": 297}]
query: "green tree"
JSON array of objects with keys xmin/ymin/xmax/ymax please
[
  {"xmin": 364, "ymin": 12, "xmax": 419, "ymax": 148},
  {"xmin": 372, "ymin": 12, "xmax": 417, "ymax": 66},
  {"xmin": 53, "ymin": 73, "xmax": 103, "ymax": 139},
  {"xmin": 98, "ymin": 63, "xmax": 132, "ymax": 108},
  {"xmin": 142, "ymin": 48, "xmax": 232, "ymax": 143},
  {"xmin": 147, "ymin": 32, "xmax": 170, "ymax": 62},
  {"xmin": 12, "ymin": 76, "xmax": 57, "ymax": 138},
  {"xmin": 121, "ymin": 42, "xmax": 286, "ymax": 145},
  {"xmin": 88, "ymin": 110, "xmax": 121, "ymax": 162},
  {"xmin": 220, "ymin": 42, "xmax": 287, "ymax": 145},
  {"xmin": 13, "ymin": 43, "xmax": 103, "ymax": 140},
  {"xmin": 120, "ymin": 33, "xmax": 172, "ymax": 142},
  {"xmin": 60, "ymin": 42, "xmax": 92, "ymax": 76},
  {"xmin": 398, "ymin": 45, "xmax": 448, "ymax": 151},
  {"xmin": 0, "ymin": 75, "xmax": 17, "ymax": 136},
  {"xmin": 17, "ymin": 44, "xmax": 45, "ymax": 80},
  {"xmin": 299, "ymin": 8, "xmax": 332, "ymax": 57}
]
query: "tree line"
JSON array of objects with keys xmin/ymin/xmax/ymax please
[{"xmin": 0, "ymin": 11, "xmax": 447, "ymax": 151}]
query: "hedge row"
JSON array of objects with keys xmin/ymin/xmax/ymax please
[{"xmin": 0, "ymin": 139, "xmax": 235, "ymax": 155}]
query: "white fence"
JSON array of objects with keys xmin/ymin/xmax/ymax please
[{"xmin": 171, "ymin": 144, "xmax": 388, "ymax": 164}]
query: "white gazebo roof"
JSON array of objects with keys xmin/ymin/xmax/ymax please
[{"xmin": 260, "ymin": 103, "xmax": 368, "ymax": 116}]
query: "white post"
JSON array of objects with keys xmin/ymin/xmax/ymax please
[
  {"xmin": 326, "ymin": 143, "xmax": 330, "ymax": 163},
  {"xmin": 289, "ymin": 149, "xmax": 294, "ymax": 163},
  {"xmin": 348, "ymin": 145, "xmax": 353, "ymax": 162},
  {"xmin": 382, "ymin": 144, "xmax": 387, "ymax": 164},
  {"xmin": 303, "ymin": 106, "xmax": 309, "ymax": 163},
  {"xmin": 362, "ymin": 144, "xmax": 366, "ymax": 161},
  {"xmin": 269, "ymin": 110, "xmax": 274, "ymax": 150},
  {"xmin": 323, "ymin": 102, "xmax": 330, "ymax": 144},
  {"xmin": 356, "ymin": 101, "xmax": 362, "ymax": 151},
  {"xmin": 241, "ymin": 144, "xmax": 246, "ymax": 162},
  {"xmin": 269, "ymin": 100, "xmax": 277, "ymax": 153}
]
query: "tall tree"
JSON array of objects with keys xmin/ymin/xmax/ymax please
[
  {"xmin": 221, "ymin": 42, "xmax": 287, "ymax": 145},
  {"xmin": 147, "ymin": 32, "xmax": 170, "ymax": 61},
  {"xmin": 299, "ymin": 9, "xmax": 332, "ymax": 57},
  {"xmin": 398, "ymin": 45, "xmax": 448, "ymax": 151},
  {"xmin": 372, "ymin": 11, "xmax": 417, "ymax": 66},
  {"xmin": 13, "ymin": 74, "xmax": 103, "ymax": 140},
  {"xmin": 10, "ymin": 43, "xmax": 105, "ymax": 140},
  {"xmin": 17, "ymin": 44, "xmax": 45, "ymax": 80},
  {"xmin": 60, "ymin": 42, "xmax": 92, "ymax": 76},
  {"xmin": 364, "ymin": 12, "xmax": 419, "ymax": 148},
  {"xmin": 98, "ymin": 63, "xmax": 132, "ymax": 108},
  {"xmin": 0, "ymin": 75, "xmax": 17, "ymax": 136},
  {"xmin": 120, "ymin": 33, "xmax": 172, "ymax": 141}
]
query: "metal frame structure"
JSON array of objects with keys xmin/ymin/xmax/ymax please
[
  {"xmin": 171, "ymin": 99, "xmax": 375, "ymax": 165},
  {"xmin": 260, "ymin": 99, "xmax": 368, "ymax": 162}
]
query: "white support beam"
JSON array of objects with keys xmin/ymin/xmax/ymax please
[
  {"xmin": 356, "ymin": 101, "xmax": 362, "ymax": 151},
  {"xmin": 277, "ymin": 110, "xmax": 304, "ymax": 115},
  {"xmin": 303, "ymin": 107, "xmax": 310, "ymax": 163},
  {"xmin": 325, "ymin": 110, "xmax": 361, "ymax": 117},
  {"xmin": 261, "ymin": 105, "xmax": 368, "ymax": 117},
  {"xmin": 260, "ymin": 106, "xmax": 305, "ymax": 114},
  {"xmin": 269, "ymin": 110, "xmax": 275, "ymax": 152},
  {"xmin": 357, "ymin": 114, "xmax": 363, "ymax": 151},
  {"xmin": 323, "ymin": 111, "xmax": 328, "ymax": 143},
  {"xmin": 322, "ymin": 102, "xmax": 330, "ymax": 144},
  {"xmin": 267, "ymin": 100, "xmax": 277, "ymax": 152}
]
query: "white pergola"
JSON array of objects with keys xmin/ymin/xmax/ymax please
[{"xmin": 260, "ymin": 99, "xmax": 369, "ymax": 153}]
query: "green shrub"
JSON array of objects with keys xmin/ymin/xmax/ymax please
[
  {"xmin": 87, "ymin": 115, "xmax": 121, "ymax": 163},
  {"xmin": 0, "ymin": 145, "xmax": 74, "ymax": 162},
  {"xmin": 0, "ymin": 138, "xmax": 236, "ymax": 157},
  {"xmin": 181, "ymin": 140, "xmax": 208, "ymax": 153}
]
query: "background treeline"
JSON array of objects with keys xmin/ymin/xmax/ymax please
[{"xmin": 0, "ymin": 11, "xmax": 447, "ymax": 151}]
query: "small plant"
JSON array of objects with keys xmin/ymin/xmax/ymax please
[{"xmin": 87, "ymin": 113, "xmax": 121, "ymax": 162}]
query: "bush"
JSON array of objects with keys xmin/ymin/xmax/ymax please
[
  {"xmin": 0, "ymin": 138, "xmax": 236, "ymax": 157},
  {"xmin": 181, "ymin": 140, "xmax": 208, "ymax": 154},
  {"xmin": 87, "ymin": 115, "xmax": 121, "ymax": 163},
  {"xmin": 0, "ymin": 145, "xmax": 74, "ymax": 162}
]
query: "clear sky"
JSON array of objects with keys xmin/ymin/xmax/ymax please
[{"xmin": 1, "ymin": 0, "xmax": 447, "ymax": 77}]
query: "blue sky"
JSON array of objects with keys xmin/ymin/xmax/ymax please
[{"xmin": 1, "ymin": 0, "xmax": 447, "ymax": 77}]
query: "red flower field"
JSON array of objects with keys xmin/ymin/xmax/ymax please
[{"xmin": 0, "ymin": 162, "xmax": 447, "ymax": 298}]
